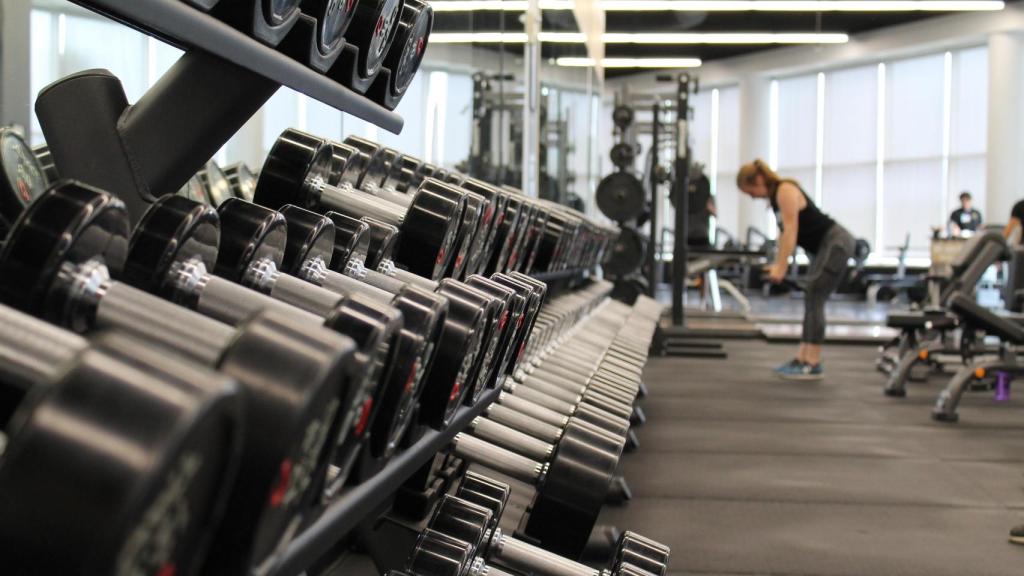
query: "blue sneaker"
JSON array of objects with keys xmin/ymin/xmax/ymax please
[{"xmin": 774, "ymin": 360, "xmax": 824, "ymax": 381}]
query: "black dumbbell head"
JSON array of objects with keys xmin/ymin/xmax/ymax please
[
  {"xmin": 349, "ymin": 0, "xmax": 406, "ymax": 79},
  {"xmin": 198, "ymin": 160, "xmax": 235, "ymax": 207},
  {"xmin": 328, "ymin": 142, "xmax": 365, "ymax": 187},
  {"xmin": 428, "ymin": 495, "xmax": 492, "ymax": 553},
  {"xmin": 0, "ymin": 181, "xmax": 128, "ymax": 320},
  {"xmin": 360, "ymin": 216, "xmax": 400, "ymax": 269},
  {"xmin": 397, "ymin": 179, "xmax": 465, "ymax": 280},
  {"xmin": 125, "ymin": 195, "xmax": 220, "ymax": 298},
  {"xmin": 214, "ymin": 198, "xmax": 288, "ymax": 282},
  {"xmin": 406, "ymin": 529, "xmax": 473, "ymax": 576},
  {"xmin": 455, "ymin": 471, "xmax": 511, "ymax": 529},
  {"xmin": 305, "ymin": 0, "xmax": 359, "ymax": 54},
  {"xmin": 613, "ymin": 532, "xmax": 670, "ymax": 576},
  {"xmin": 383, "ymin": 0, "xmax": 432, "ymax": 99},
  {"xmin": 325, "ymin": 211, "xmax": 372, "ymax": 268},
  {"xmin": 255, "ymin": 128, "xmax": 333, "ymax": 212},
  {"xmin": 279, "ymin": 204, "xmax": 337, "ymax": 274}
]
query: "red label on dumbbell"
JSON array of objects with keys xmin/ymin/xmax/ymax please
[
  {"xmin": 354, "ymin": 397, "xmax": 375, "ymax": 437},
  {"xmin": 269, "ymin": 459, "xmax": 294, "ymax": 508}
]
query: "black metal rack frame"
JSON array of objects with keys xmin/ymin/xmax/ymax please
[{"xmin": 266, "ymin": 387, "xmax": 501, "ymax": 576}]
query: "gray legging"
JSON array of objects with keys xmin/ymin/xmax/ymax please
[{"xmin": 803, "ymin": 225, "xmax": 856, "ymax": 345}]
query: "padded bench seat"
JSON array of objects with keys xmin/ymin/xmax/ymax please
[
  {"xmin": 949, "ymin": 293, "xmax": 1024, "ymax": 344},
  {"xmin": 886, "ymin": 311, "xmax": 958, "ymax": 330}
]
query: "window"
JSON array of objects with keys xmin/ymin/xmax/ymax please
[
  {"xmin": 883, "ymin": 53, "xmax": 946, "ymax": 254},
  {"xmin": 774, "ymin": 74, "xmax": 818, "ymax": 200},
  {"xmin": 948, "ymin": 46, "xmax": 988, "ymax": 217},
  {"xmin": 822, "ymin": 64, "xmax": 878, "ymax": 244},
  {"xmin": 714, "ymin": 86, "xmax": 741, "ymax": 239}
]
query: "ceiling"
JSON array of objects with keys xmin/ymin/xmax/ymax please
[{"xmin": 431, "ymin": 2, "xmax": 1015, "ymax": 76}]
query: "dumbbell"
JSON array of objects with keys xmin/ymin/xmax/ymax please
[
  {"xmin": 0, "ymin": 304, "xmax": 242, "ymax": 576},
  {"xmin": 275, "ymin": 203, "xmax": 449, "ymax": 459},
  {"xmin": 212, "ymin": 0, "xmax": 302, "ymax": 46},
  {"xmin": 223, "ymin": 161, "xmax": 258, "ymax": 202},
  {"xmin": 125, "ymin": 195, "xmax": 403, "ymax": 499},
  {"xmin": 343, "ymin": 140, "xmax": 509, "ymax": 279},
  {"xmin": 332, "ymin": 138, "xmax": 492, "ymax": 281},
  {"xmin": 294, "ymin": 0, "xmax": 358, "ymax": 71},
  {"xmin": 256, "ymin": 129, "xmax": 464, "ymax": 281},
  {"xmin": 197, "ymin": 159, "xmax": 235, "ymax": 207},
  {"xmin": 423, "ymin": 471, "xmax": 670, "ymax": 571},
  {"xmin": 0, "ymin": 182, "xmax": 356, "ymax": 573},
  {"xmin": 449, "ymin": 410, "xmax": 625, "ymax": 556},
  {"xmin": 368, "ymin": 0, "xmax": 432, "ymax": 110},
  {"xmin": 320, "ymin": 212, "xmax": 533, "ymax": 411},
  {"xmin": 333, "ymin": 0, "xmax": 405, "ymax": 92},
  {"xmin": 179, "ymin": 174, "xmax": 213, "ymax": 205}
]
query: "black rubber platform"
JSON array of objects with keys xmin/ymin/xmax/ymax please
[{"xmin": 601, "ymin": 340, "xmax": 1024, "ymax": 576}]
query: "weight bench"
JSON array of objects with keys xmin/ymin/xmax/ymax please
[
  {"xmin": 880, "ymin": 231, "xmax": 1009, "ymax": 396},
  {"xmin": 932, "ymin": 293, "xmax": 1024, "ymax": 422}
]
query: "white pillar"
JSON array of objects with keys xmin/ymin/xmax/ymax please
[
  {"xmin": 986, "ymin": 32, "xmax": 1024, "ymax": 223},
  {"xmin": 737, "ymin": 74, "xmax": 771, "ymax": 235}
]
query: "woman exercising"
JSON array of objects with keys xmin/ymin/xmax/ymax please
[{"xmin": 737, "ymin": 160, "xmax": 856, "ymax": 380}]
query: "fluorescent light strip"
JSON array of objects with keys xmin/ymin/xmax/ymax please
[
  {"xmin": 555, "ymin": 57, "xmax": 702, "ymax": 67},
  {"xmin": 602, "ymin": 32, "xmax": 848, "ymax": 44},
  {"xmin": 598, "ymin": 1, "xmax": 1004, "ymax": 11},
  {"xmin": 433, "ymin": 32, "xmax": 848, "ymax": 44},
  {"xmin": 430, "ymin": 0, "xmax": 574, "ymax": 10},
  {"xmin": 430, "ymin": 32, "xmax": 586, "ymax": 43}
]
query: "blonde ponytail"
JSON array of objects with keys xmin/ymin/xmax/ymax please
[{"xmin": 736, "ymin": 159, "xmax": 781, "ymax": 190}]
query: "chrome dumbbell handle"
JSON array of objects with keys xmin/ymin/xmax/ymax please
[{"xmin": 451, "ymin": 433, "xmax": 547, "ymax": 484}]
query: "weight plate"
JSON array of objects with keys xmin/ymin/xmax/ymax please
[
  {"xmin": 596, "ymin": 172, "xmax": 645, "ymax": 222},
  {"xmin": 0, "ymin": 129, "xmax": 48, "ymax": 231},
  {"xmin": 603, "ymin": 227, "xmax": 647, "ymax": 277},
  {"xmin": 609, "ymin": 142, "xmax": 635, "ymax": 169},
  {"xmin": 612, "ymin": 104, "xmax": 634, "ymax": 129}
]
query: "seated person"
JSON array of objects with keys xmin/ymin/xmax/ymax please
[
  {"xmin": 686, "ymin": 163, "xmax": 716, "ymax": 249},
  {"xmin": 1003, "ymin": 198, "xmax": 1024, "ymax": 245},
  {"xmin": 949, "ymin": 191, "xmax": 982, "ymax": 236}
]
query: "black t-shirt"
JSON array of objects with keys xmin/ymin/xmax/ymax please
[
  {"xmin": 769, "ymin": 181, "xmax": 836, "ymax": 255},
  {"xmin": 949, "ymin": 208, "xmax": 982, "ymax": 232}
]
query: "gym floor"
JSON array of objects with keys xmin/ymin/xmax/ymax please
[{"xmin": 600, "ymin": 332, "xmax": 1024, "ymax": 576}]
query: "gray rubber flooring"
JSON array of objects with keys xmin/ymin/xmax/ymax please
[{"xmin": 599, "ymin": 340, "xmax": 1024, "ymax": 576}]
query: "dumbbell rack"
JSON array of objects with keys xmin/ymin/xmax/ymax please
[
  {"xmin": 40, "ymin": 0, "xmax": 402, "ymax": 223},
  {"xmin": 73, "ymin": 0, "xmax": 402, "ymax": 131}
]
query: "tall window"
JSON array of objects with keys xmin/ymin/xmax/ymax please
[
  {"xmin": 774, "ymin": 75, "xmax": 818, "ymax": 201},
  {"xmin": 822, "ymin": 64, "xmax": 878, "ymax": 244},
  {"xmin": 948, "ymin": 47, "xmax": 988, "ymax": 217},
  {"xmin": 884, "ymin": 53, "xmax": 946, "ymax": 254},
  {"xmin": 768, "ymin": 47, "xmax": 987, "ymax": 257}
]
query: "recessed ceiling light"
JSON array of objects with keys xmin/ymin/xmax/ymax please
[
  {"xmin": 429, "ymin": 0, "xmax": 574, "ymax": 11},
  {"xmin": 601, "ymin": 32, "xmax": 850, "ymax": 44},
  {"xmin": 556, "ymin": 57, "xmax": 703, "ymax": 68},
  {"xmin": 430, "ymin": 32, "xmax": 587, "ymax": 43}
]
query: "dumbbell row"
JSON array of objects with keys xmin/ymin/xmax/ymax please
[
  {"xmin": 400, "ymin": 471, "xmax": 670, "ymax": 576},
  {"xmin": 0, "ymin": 128, "xmax": 664, "ymax": 574}
]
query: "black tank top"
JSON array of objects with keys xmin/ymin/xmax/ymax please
[{"xmin": 769, "ymin": 180, "xmax": 835, "ymax": 254}]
